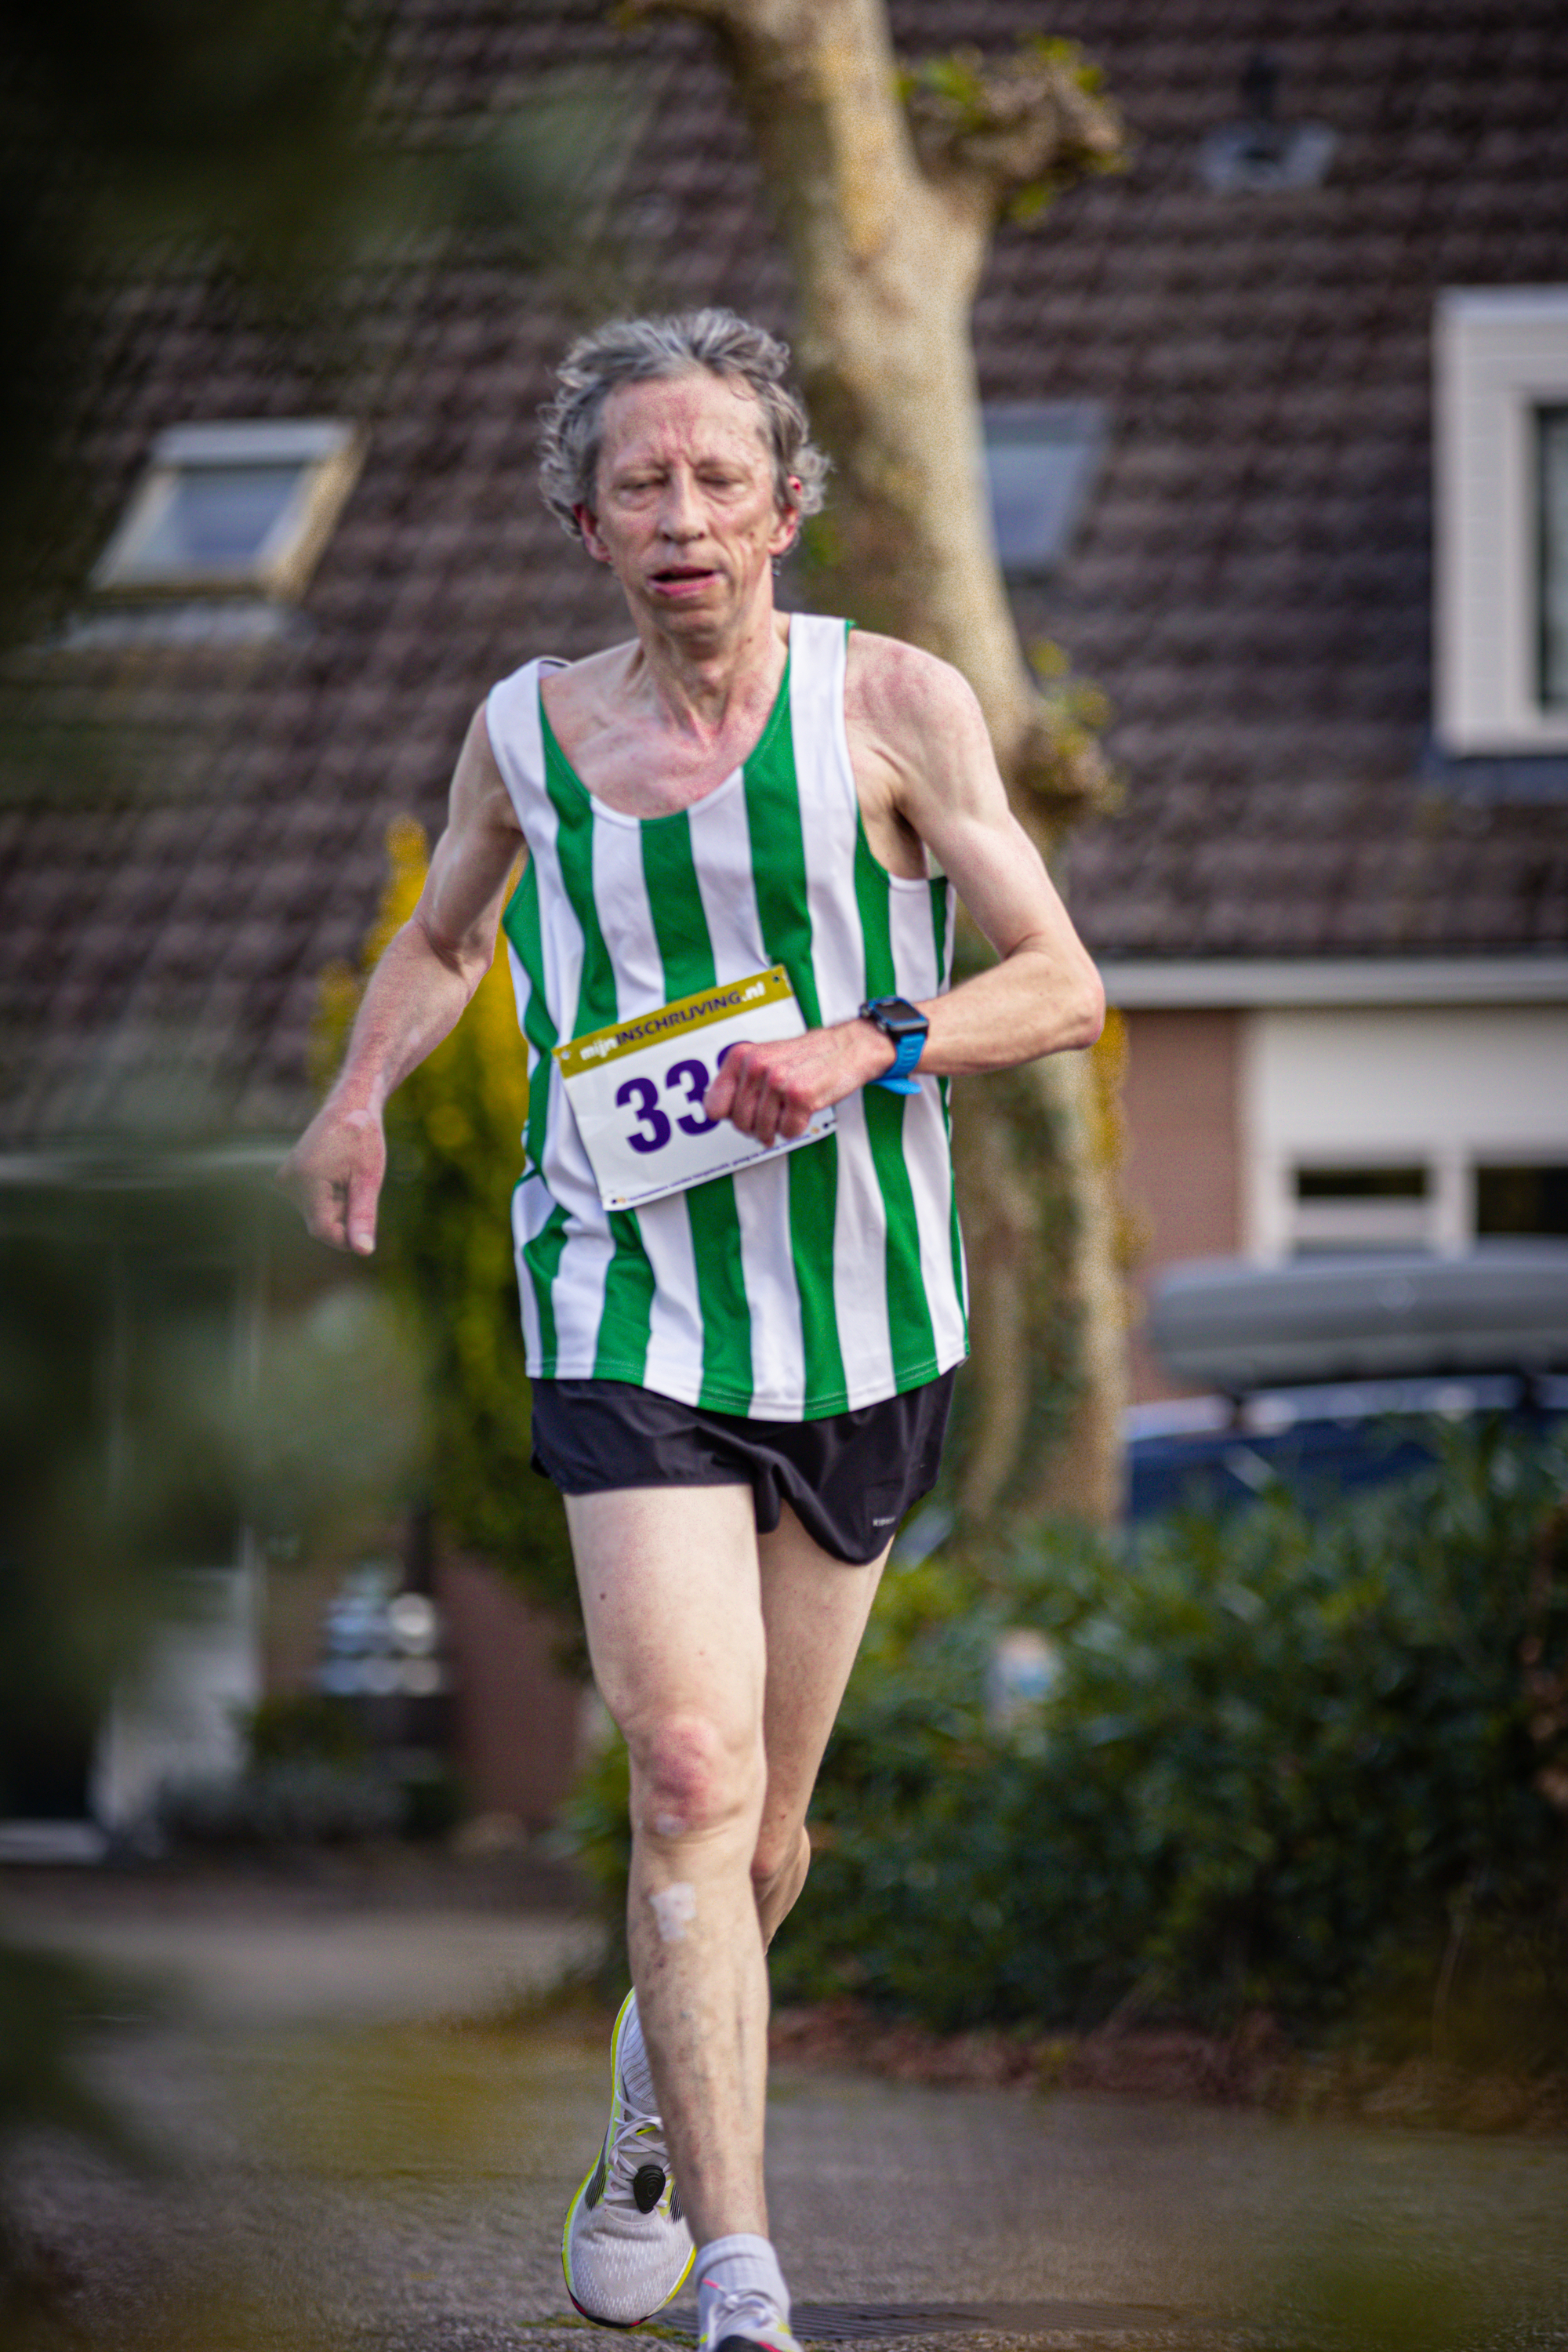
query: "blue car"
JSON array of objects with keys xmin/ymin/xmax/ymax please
[{"xmin": 1127, "ymin": 1244, "xmax": 1568, "ymax": 1518}]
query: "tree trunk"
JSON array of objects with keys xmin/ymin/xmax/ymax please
[
  {"xmin": 629, "ymin": 0, "xmax": 1129, "ymax": 1525},
  {"xmin": 1028, "ymin": 1044, "xmax": 1127, "ymax": 1524}
]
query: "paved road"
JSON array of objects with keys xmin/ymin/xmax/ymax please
[
  {"xmin": 7, "ymin": 1875, "xmax": 1568, "ymax": 2351},
  {"xmin": 6, "ymin": 1886, "xmax": 601, "ymax": 2026}
]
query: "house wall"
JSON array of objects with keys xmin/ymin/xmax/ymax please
[
  {"xmin": 261, "ymin": 1555, "xmax": 341, "ymax": 1695},
  {"xmin": 1241, "ymin": 1004, "xmax": 1568, "ymax": 1261},
  {"xmin": 435, "ymin": 1554, "xmax": 586, "ymax": 1831},
  {"xmin": 92, "ymin": 1560, "xmax": 260, "ymax": 1830},
  {"xmin": 1116, "ymin": 999, "xmax": 1568, "ymax": 1402},
  {"xmin": 1118, "ymin": 1009, "xmax": 1242, "ymax": 1400},
  {"xmin": 263, "ymin": 1546, "xmax": 586, "ymax": 1832}
]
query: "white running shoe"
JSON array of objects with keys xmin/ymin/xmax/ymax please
[
  {"xmin": 561, "ymin": 1990, "xmax": 695, "ymax": 2327},
  {"xmin": 698, "ymin": 2286, "xmax": 804, "ymax": 2352}
]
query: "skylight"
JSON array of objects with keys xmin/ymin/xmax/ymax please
[
  {"xmin": 1199, "ymin": 51, "xmax": 1336, "ymax": 194},
  {"xmin": 982, "ymin": 401, "xmax": 1109, "ymax": 577},
  {"xmin": 92, "ymin": 420, "xmax": 363, "ymax": 600}
]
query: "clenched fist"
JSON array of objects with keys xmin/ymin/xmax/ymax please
[{"xmin": 703, "ymin": 1019, "xmax": 895, "ymax": 1147}]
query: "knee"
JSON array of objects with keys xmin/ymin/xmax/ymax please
[{"xmin": 630, "ymin": 1710, "xmax": 763, "ymax": 1846}]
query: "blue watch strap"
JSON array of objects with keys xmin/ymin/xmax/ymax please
[{"xmin": 870, "ymin": 1029, "xmax": 924, "ymax": 1094}]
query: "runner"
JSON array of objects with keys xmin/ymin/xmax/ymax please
[{"xmin": 279, "ymin": 308, "xmax": 1105, "ymax": 2352}]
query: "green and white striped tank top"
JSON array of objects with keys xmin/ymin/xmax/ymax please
[{"xmin": 487, "ymin": 612, "xmax": 968, "ymax": 1421}]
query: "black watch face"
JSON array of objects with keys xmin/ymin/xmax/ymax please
[{"xmin": 866, "ymin": 996, "xmax": 925, "ymax": 1039}]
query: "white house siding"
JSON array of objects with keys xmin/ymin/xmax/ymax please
[{"xmin": 1240, "ymin": 1003, "xmax": 1568, "ymax": 1261}]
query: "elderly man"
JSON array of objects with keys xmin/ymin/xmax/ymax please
[{"xmin": 281, "ymin": 308, "xmax": 1103, "ymax": 2352}]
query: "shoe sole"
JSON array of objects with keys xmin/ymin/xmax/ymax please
[{"xmin": 561, "ymin": 1990, "xmax": 695, "ymax": 2328}]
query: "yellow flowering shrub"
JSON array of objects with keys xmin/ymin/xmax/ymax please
[{"xmin": 312, "ymin": 820, "xmax": 577, "ymax": 1617}]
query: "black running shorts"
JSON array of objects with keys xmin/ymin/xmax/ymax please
[{"xmin": 529, "ymin": 1370, "xmax": 955, "ymax": 1566}]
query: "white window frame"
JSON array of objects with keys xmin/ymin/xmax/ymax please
[
  {"xmin": 92, "ymin": 419, "xmax": 363, "ymax": 601},
  {"xmin": 1435, "ymin": 287, "xmax": 1568, "ymax": 752},
  {"xmin": 1287, "ymin": 1167, "xmax": 1440, "ymax": 1257}
]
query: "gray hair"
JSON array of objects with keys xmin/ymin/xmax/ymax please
[{"xmin": 537, "ymin": 308, "xmax": 829, "ymax": 541}]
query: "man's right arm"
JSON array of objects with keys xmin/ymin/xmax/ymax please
[{"xmin": 278, "ymin": 705, "xmax": 523, "ymax": 1254}]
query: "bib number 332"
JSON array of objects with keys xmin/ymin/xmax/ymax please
[
  {"xmin": 555, "ymin": 965, "xmax": 836, "ymax": 1212},
  {"xmin": 616, "ymin": 1052, "xmax": 726, "ymax": 1154}
]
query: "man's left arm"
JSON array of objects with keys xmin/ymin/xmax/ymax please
[{"xmin": 706, "ymin": 642, "xmax": 1105, "ymax": 1144}]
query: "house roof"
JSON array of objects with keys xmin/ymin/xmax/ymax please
[{"xmin": 2, "ymin": 0, "xmax": 1566, "ymax": 1145}]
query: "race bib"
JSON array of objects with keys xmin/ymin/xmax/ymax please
[{"xmin": 554, "ymin": 964, "xmax": 836, "ymax": 1213}]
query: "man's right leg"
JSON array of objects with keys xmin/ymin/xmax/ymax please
[{"xmin": 564, "ymin": 1483, "xmax": 780, "ymax": 2314}]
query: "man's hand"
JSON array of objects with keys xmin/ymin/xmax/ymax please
[
  {"xmin": 277, "ymin": 1104, "xmax": 387, "ymax": 1255},
  {"xmin": 704, "ymin": 1019, "xmax": 895, "ymax": 1147},
  {"xmin": 276, "ymin": 703, "xmax": 521, "ymax": 1256}
]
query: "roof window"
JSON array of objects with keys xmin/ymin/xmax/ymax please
[
  {"xmin": 91, "ymin": 420, "xmax": 362, "ymax": 601},
  {"xmin": 1200, "ymin": 53, "xmax": 1335, "ymax": 195},
  {"xmin": 982, "ymin": 401, "xmax": 1108, "ymax": 578}
]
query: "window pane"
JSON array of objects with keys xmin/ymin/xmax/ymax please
[
  {"xmin": 986, "ymin": 443, "xmax": 1090, "ymax": 571},
  {"xmin": 1541, "ymin": 406, "xmax": 1568, "ymax": 708},
  {"xmin": 136, "ymin": 463, "xmax": 304, "ymax": 575},
  {"xmin": 982, "ymin": 403, "xmax": 1107, "ymax": 575},
  {"xmin": 1475, "ymin": 1163, "xmax": 1568, "ymax": 1236},
  {"xmin": 1295, "ymin": 1166, "xmax": 1428, "ymax": 1200}
]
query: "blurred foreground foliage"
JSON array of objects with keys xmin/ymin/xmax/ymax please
[
  {"xmin": 570, "ymin": 1425, "xmax": 1568, "ymax": 2060},
  {"xmin": 1, "ymin": 0, "xmax": 590, "ymax": 2322},
  {"xmin": 0, "ymin": 1178, "xmax": 422, "ymax": 1816},
  {"xmin": 0, "ymin": 1171, "xmax": 422, "ymax": 2307},
  {"xmin": 313, "ymin": 820, "xmax": 578, "ymax": 1620}
]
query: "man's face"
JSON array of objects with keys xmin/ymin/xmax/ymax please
[{"xmin": 577, "ymin": 369, "xmax": 798, "ymax": 636}]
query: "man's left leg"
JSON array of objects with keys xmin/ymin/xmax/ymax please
[{"xmin": 750, "ymin": 1501, "xmax": 891, "ymax": 1944}]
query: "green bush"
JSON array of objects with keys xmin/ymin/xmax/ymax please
[
  {"xmin": 158, "ymin": 1734, "xmax": 466, "ymax": 1848},
  {"xmin": 567, "ymin": 1426, "xmax": 1568, "ymax": 2052},
  {"xmin": 246, "ymin": 1692, "xmax": 370, "ymax": 1768}
]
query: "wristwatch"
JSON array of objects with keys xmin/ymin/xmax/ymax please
[{"xmin": 859, "ymin": 995, "xmax": 928, "ymax": 1094}]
